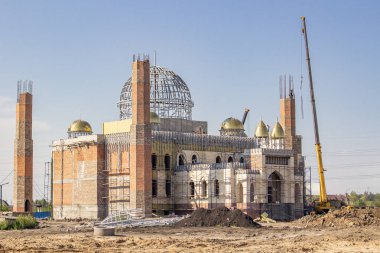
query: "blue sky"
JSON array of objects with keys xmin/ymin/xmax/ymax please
[{"xmin": 1, "ymin": 0, "xmax": 380, "ymax": 202}]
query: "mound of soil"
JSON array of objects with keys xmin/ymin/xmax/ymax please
[
  {"xmin": 296, "ymin": 208, "xmax": 380, "ymax": 227},
  {"xmin": 174, "ymin": 207, "xmax": 261, "ymax": 228}
]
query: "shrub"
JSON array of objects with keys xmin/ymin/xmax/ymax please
[
  {"xmin": 0, "ymin": 220, "xmax": 10, "ymax": 230},
  {"xmin": 13, "ymin": 215, "xmax": 38, "ymax": 229}
]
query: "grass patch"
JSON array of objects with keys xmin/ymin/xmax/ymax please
[{"xmin": 0, "ymin": 215, "xmax": 38, "ymax": 230}]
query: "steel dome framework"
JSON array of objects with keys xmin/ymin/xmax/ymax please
[{"xmin": 118, "ymin": 66, "xmax": 194, "ymax": 120}]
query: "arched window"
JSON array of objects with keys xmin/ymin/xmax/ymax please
[
  {"xmin": 152, "ymin": 180, "xmax": 157, "ymax": 197},
  {"xmin": 192, "ymin": 154, "xmax": 197, "ymax": 164},
  {"xmin": 214, "ymin": 180, "xmax": 219, "ymax": 197},
  {"xmin": 166, "ymin": 180, "xmax": 171, "ymax": 197},
  {"xmin": 250, "ymin": 183, "xmax": 254, "ymax": 202},
  {"xmin": 189, "ymin": 181, "xmax": 195, "ymax": 197},
  {"xmin": 216, "ymin": 156, "xmax": 222, "ymax": 164},
  {"xmin": 228, "ymin": 156, "xmax": 233, "ymax": 163},
  {"xmin": 295, "ymin": 183, "xmax": 301, "ymax": 204},
  {"xmin": 178, "ymin": 155, "xmax": 185, "ymax": 166},
  {"xmin": 237, "ymin": 182, "xmax": 243, "ymax": 203},
  {"xmin": 164, "ymin": 154, "xmax": 170, "ymax": 170},
  {"xmin": 202, "ymin": 180, "xmax": 207, "ymax": 197},
  {"xmin": 152, "ymin": 154, "xmax": 157, "ymax": 169},
  {"xmin": 239, "ymin": 157, "xmax": 244, "ymax": 163},
  {"xmin": 268, "ymin": 172, "xmax": 281, "ymax": 203}
]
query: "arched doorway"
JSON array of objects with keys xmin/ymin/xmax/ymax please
[
  {"xmin": 268, "ymin": 172, "xmax": 281, "ymax": 203},
  {"xmin": 25, "ymin": 199, "xmax": 31, "ymax": 212}
]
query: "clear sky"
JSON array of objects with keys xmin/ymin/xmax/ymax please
[{"xmin": 1, "ymin": 0, "xmax": 380, "ymax": 202}]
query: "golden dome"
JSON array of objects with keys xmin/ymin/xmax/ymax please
[
  {"xmin": 68, "ymin": 120, "xmax": 93, "ymax": 133},
  {"xmin": 221, "ymin": 117, "xmax": 244, "ymax": 130},
  {"xmin": 255, "ymin": 120, "xmax": 269, "ymax": 138},
  {"xmin": 271, "ymin": 121, "xmax": 284, "ymax": 139},
  {"xmin": 150, "ymin": 112, "xmax": 160, "ymax": 124}
]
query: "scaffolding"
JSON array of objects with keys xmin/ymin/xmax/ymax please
[
  {"xmin": 103, "ymin": 130, "xmax": 305, "ymax": 220},
  {"xmin": 104, "ymin": 133, "xmax": 131, "ymax": 214}
]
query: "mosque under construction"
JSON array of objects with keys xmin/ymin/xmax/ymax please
[{"xmin": 50, "ymin": 56, "xmax": 304, "ymax": 221}]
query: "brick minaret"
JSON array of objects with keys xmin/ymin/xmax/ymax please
[
  {"xmin": 129, "ymin": 56, "xmax": 152, "ymax": 216},
  {"xmin": 13, "ymin": 81, "xmax": 33, "ymax": 213},
  {"xmin": 280, "ymin": 89, "xmax": 296, "ymax": 150}
]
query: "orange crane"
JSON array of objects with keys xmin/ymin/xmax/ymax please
[{"xmin": 301, "ymin": 16, "xmax": 332, "ymax": 213}]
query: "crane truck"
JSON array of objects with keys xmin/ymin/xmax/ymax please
[{"xmin": 301, "ymin": 16, "xmax": 332, "ymax": 213}]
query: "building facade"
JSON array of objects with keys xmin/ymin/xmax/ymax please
[{"xmin": 51, "ymin": 57, "xmax": 304, "ymax": 220}]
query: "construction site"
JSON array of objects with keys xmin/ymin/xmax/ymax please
[{"xmin": 1, "ymin": 5, "xmax": 380, "ymax": 252}]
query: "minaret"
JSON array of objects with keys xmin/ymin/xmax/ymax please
[
  {"xmin": 129, "ymin": 55, "xmax": 152, "ymax": 216},
  {"xmin": 280, "ymin": 76, "xmax": 296, "ymax": 150},
  {"xmin": 13, "ymin": 80, "xmax": 33, "ymax": 213}
]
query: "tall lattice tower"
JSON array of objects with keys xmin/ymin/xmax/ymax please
[{"xmin": 13, "ymin": 80, "xmax": 33, "ymax": 213}]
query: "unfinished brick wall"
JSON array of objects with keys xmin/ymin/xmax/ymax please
[
  {"xmin": 52, "ymin": 137, "xmax": 106, "ymax": 219},
  {"xmin": 13, "ymin": 92, "xmax": 33, "ymax": 213}
]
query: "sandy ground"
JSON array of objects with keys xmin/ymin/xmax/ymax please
[{"xmin": 0, "ymin": 221, "xmax": 379, "ymax": 252}]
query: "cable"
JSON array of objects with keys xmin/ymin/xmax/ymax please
[{"xmin": 0, "ymin": 170, "xmax": 13, "ymax": 184}]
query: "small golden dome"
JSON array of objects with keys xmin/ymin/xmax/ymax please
[
  {"xmin": 68, "ymin": 120, "xmax": 93, "ymax": 133},
  {"xmin": 150, "ymin": 112, "xmax": 160, "ymax": 124},
  {"xmin": 255, "ymin": 120, "xmax": 269, "ymax": 138},
  {"xmin": 271, "ymin": 121, "xmax": 284, "ymax": 139},
  {"xmin": 221, "ymin": 117, "xmax": 244, "ymax": 130}
]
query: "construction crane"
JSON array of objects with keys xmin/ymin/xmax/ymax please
[
  {"xmin": 242, "ymin": 108, "xmax": 250, "ymax": 125},
  {"xmin": 301, "ymin": 16, "xmax": 332, "ymax": 213}
]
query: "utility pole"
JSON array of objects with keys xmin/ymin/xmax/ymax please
[
  {"xmin": 0, "ymin": 182, "xmax": 9, "ymax": 211},
  {"xmin": 44, "ymin": 162, "xmax": 51, "ymax": 204}
]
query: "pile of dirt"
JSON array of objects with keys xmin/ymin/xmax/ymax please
[
  {"xmin": 296, "ymin": 208, "xmax": 380, "ymax": 227},
  {"xmin": 174, "ymin": 207, "xmax": 261, "ymax": 228}
]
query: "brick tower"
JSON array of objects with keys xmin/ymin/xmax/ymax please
[
  {"xmin": 13, "ymin": 80, "xmax": 33, "ymax": 213},
  {"xmin": 280, "ymin": 83, "xmax": 296, "ymax": 150},
  {"xmin": 129, "ymin": 56, "xmax": 152, "ymax": 216}
]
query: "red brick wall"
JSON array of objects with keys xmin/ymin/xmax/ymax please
[{"xmin": 13, "ymin": 93, "xmax": 33, "ymax": 213}]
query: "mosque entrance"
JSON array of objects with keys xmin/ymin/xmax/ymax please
[{"xmin": 268, "ymin": 172, "xmax": 281, "ymax": 203}]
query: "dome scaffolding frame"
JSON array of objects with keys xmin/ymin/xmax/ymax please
[{"xmin": 118, "ymin": 66, "xmax": 194, "ymax": 120}]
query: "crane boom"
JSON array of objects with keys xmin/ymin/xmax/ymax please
[{"xmin": 301, "ymin": 16, "xmax": 331, "ymax": 212}]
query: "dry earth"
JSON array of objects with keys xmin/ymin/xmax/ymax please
[{"xmin": 0, "ymin": 220, "xmax": 379, "ymax": 252}]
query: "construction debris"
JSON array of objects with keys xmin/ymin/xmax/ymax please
[
  {"xmin": 98, "ymin": 209, "xmax": 183, "ymax": 228},
  {"xmin": 254, "ymin": 212, "xmax": 276, "ymax": 223},
  {"xmin": 174, "ymin": 207, "xmax": 261, "ymax": 228},
  {"xmin": 296, "ymin": 208, "xmax": 380, "ymax": 227}
]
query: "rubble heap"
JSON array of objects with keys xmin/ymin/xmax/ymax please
[
  {"xmin": 297, "ymin": 208, "xmax": 380, "ymax": 227},
  {"xmin": 174, "ymin": 207, "xmax": 261, "ymax": 228}
]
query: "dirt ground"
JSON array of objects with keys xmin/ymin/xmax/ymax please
[{"xmin": 0, "ymin": 220, "xmax": 379, "ymax": 253}]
